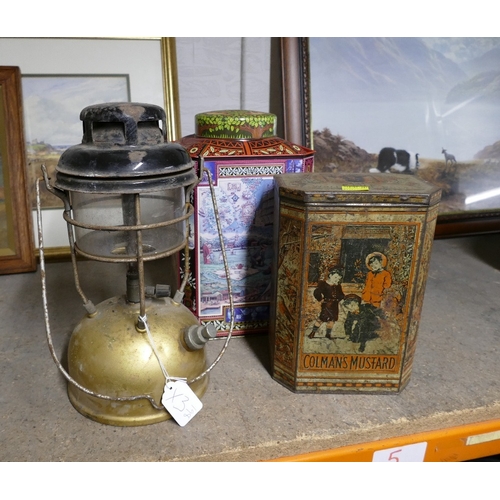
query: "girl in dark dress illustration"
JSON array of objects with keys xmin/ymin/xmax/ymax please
[
  {"xmin": 308, "ymin": 268, "xmax": 345, "ymax": 339},
  {"xmin": 362, "ymin": 252, "xmax": 392, "ymax": 308},
  {"xmin": 343, "ymin": 294, "xmax": 382, "ymax": 352}
]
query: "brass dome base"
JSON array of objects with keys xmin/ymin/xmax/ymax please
[{"xmin": 67, "ymin": 295, "xmax": 209, "ymax": 426}]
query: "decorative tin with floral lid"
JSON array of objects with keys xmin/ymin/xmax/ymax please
[
  {"xmin": 178, "ymin": 110, "xmax": 315, "ymax": 337},
  {"xmin": 181, "ymin": 110, "xmax": 312, "ymax": 157}
]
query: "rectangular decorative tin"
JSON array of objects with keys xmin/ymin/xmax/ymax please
[
  {"xmin": 269, "ymin": 172, "xmax": 441, "ymax": 393},
  {"xmin": 178, "ymin": 111, "xmax": 314, "ymax": 336}
]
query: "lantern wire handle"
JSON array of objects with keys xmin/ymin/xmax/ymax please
[
  {"xmin": 36, "ymin": 175, "xmax": 165, "ymax": 411},
  {"xmin": 37, "ymin": 161, "xmax": 235, "ymax": 407},
  {"xmin": 136, "ymin": 163, "xmax": 234, "ymax": 386},
  {"xmin": 177, "ymin": 216, "xmax": 192, "ymax": 295},
  {"xmin": 186, "ymin": 165, "xmax": 235, "ymax": 385},
  {"xmin": 40, "ymin": 164, "xmax": 96, "ymax": 316}
]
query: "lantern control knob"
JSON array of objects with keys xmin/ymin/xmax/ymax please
[
  {"xmin": 184, "ymin": 324, "xmax": 217, "ymax": 351},
  {"xmin": 145, "ymin": 284, "xmax": 171, "ymax": 299}
]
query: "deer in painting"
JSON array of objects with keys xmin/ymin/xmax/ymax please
[{"xmin": 442, "ymin": 148, "xmax": 457, "ymax": 169}]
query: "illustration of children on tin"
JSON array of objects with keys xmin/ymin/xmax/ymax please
[
  {"xmin": 343, "ymin": 294, "xmax": 382, "ymax": 352},
  {"xmin": 308, "ymin": 268, "xmax": 345, "ymax": 340},
  {"xmin": 362, "ymin": 252, "xmax": 392, "ymax": 307}
]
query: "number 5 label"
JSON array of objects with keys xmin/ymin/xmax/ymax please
[{"xmin": 373, "ymin": 442, "xmax": 427, "ymax": 462}]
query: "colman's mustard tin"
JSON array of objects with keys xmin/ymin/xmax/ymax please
[{"xmin": 269, "ymin": 172, "xmax": 441, "ymax": 393}]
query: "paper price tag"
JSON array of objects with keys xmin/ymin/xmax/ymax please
[
  {"xmin": 342, "ymin": 185, "xmax": 370, "ymax": 191},
  {"xmin": 161, "ymin": 380, "xmax": 203, "ymax": 427},
  {"xmin": 372, "ymin": 442, "xmax": 427, "ymax": 462}
]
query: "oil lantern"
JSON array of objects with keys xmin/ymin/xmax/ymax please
[{"xmin": 38, "ymin": 103, "xmax": 231, "ymax": 426}]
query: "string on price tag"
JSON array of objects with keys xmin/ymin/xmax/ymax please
[{"xmin": 139, "ymin": 314, "xmax": 203, "ymax": 427}]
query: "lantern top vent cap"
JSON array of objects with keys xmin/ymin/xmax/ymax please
[
  {"xmin": 81, "ymin": 102, "xmax": 167, "ymax": 146},
  {"xmin": 54, "ymin": 102, "xmax": 196, "ymax": 193}
]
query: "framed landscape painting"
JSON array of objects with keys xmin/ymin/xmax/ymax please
[
  {"xmin": 22, "ymin": 74, "xmax": 130, "ymax": 209},
  {"xmin": 281, "ymin": 37, "xmax": 500, "ymax": 237},
  {"xmin": 0, "ymin": 37, "xmax": 178, "ymax": 252}
]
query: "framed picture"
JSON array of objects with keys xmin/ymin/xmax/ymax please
[
  {"xmin": 281, "ymin": 37, "xmax": 500, "ymax": 238},
  {"xmin": 0, "ymin": 66, "xmax": 36, "ymax": 274},
  {"xmin": 0, "ymin": 37, "xmax": 180, "ymax": 253},
  {"xmin": 23, "ymin": 74, "xmax": 131, "ymax": 210}
]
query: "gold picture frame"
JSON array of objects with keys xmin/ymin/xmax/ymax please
[
  {"xmin": 0, "ymin": 37, "xmax": 180, "ymax": 258},
  {"xmin": 160, "ymin": 37, "xmax": 181, "ymax": 141},
  {"xmin": 0, "ymin": 66, "xmax": 36, "ymax": 274}
]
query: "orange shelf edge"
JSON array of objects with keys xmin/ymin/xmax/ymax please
[{"xmin": 270, "ymin": 418, "xmax": 500, "ymax": 462}]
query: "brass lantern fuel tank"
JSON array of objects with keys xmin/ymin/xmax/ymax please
[{"xmin": 67, "ymin": 295, "xmax": 209, "ymax": 426}]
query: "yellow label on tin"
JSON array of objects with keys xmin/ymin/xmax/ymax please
[{"xmin": 342, "ymin": 185, "xmax": 370, "ymax": 191}]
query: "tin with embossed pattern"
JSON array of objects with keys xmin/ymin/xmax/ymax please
[{"xmin": 269, "ymin": 172, "xmax": 441, "ymax": 393}]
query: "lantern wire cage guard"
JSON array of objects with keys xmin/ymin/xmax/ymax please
[{"xmin": 36, "ymin": 163, "xmax": 234, "ymax": 416}]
